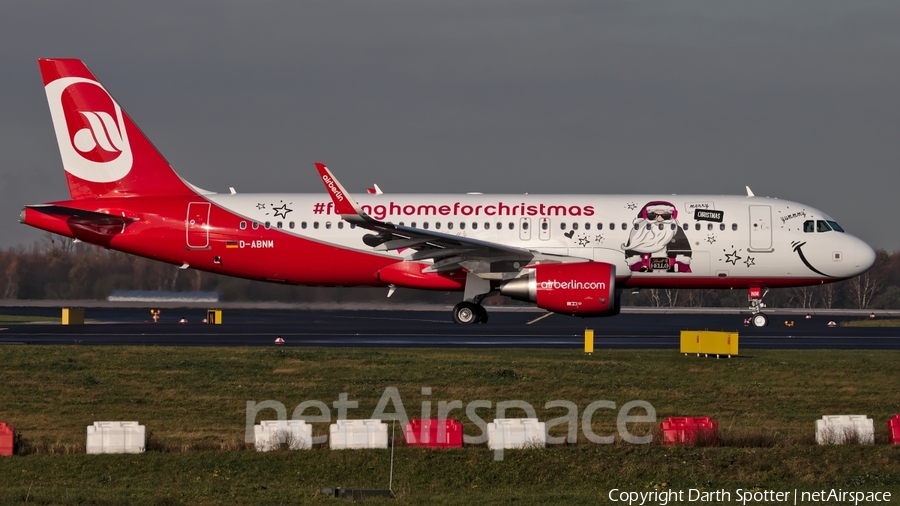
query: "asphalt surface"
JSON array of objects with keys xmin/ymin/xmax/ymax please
[{"xmin": 0, "ymin": 308, "xmax": 898, "ymax": 348}]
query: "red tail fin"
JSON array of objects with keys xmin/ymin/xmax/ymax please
[{"xmin": 39, "ymin": 59, "xmax": 195, "ymax": 199}]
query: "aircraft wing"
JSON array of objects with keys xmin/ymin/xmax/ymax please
[{"xmin": 315, "ymin": 163, "xmax": 539, "ymax": 274}]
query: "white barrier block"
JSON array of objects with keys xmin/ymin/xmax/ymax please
[
  {"xmin": 329, "ymin": 419, "xmax": 388, "ymax": 449},
  {"xmin": 254, "ymin": 420, "xmax": 313, "ymax": 451},
  {"xmin": 487, "ymin": 418, "xmax": 546, "ymax": 450},
  {"xmin": 86, "ymin": 421, "xmax": 146, "ymax": 454},
  {"xmin": 815, "ymin": 415, "xmax": 874, "ymax": 445}
]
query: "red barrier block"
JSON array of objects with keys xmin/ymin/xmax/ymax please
[
  {"xmin": 889, "ymin": 415, "xmax": 900, "ymax": 445},
  {"xmin": 0, "ymin": 423, "xmax": 13, "ymax": 456},
  {"xmin": 404, "ymin": 419, "xmax": 463, "ymax": 448},
  {"xmin": 660, "ymin": 417, "xmax": 718, "ymax": 446}
]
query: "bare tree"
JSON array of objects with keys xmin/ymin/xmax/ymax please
[{"xmin": 664, "ymin": 288, "xmax": 679, "ymax": 307}]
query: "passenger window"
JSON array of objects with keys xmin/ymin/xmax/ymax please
[
  {"xmin": 472, "ymin": 222, "xmax": 478, "ymax": 230},
  {"xmin": 622, "ymin": 223, "xmax": 627, "ymax": 230},
  {"xmin": 633, "ymin": 223, "xmax": 640, "ymax": 230},
  {"xmin": 350, "ymin": 223, "xmax": 356, "ymax": 229},
  {"xmin": 707, "ymin": 223, "xmax": 713, "ymax": 231},
  {"xmin": 423, "ymin": 222, "xmax": 429, "ymax": 229},
  {"xmin": 338, "ymin": 222, "xmax": 344, "ymax": 229},
  {"xmin": 817, "ymin": 220, "xmax": 832, "ymax": 232},
  {"xmin": 252, "ymin": 222, "xmax": 259, "ymax": 230},
  {"xmin": 460, "ymin": 222, "xmax": 466, "ymax": 230},
  {"xmin": 732, "ymin": 223, "xmax": 738, "ymax": 231},
  {"xmin": 496, "ymin": 222, "xmax": 502, "ymax": 230},
  {"xmin": 541, "ymin": 222, "xmax": 548, "ymax": 230},
  {"xmin": 447, "ymin": 222, "xmax": 453, "ymax": 230},
  {"xmin": 410, "ymin": 222, "xmax": 416, "ymax": 228},
  {"xmin": 561, "ymin": 223, "xmax": 567, "ymax": 230},
  {"xmin": 609, "ymin": 223, "xmax": 615, "ymax": 230},
  {"xmin": 585, "ymin": 223, "xmax": 591, "ymax": 230},
  {"xmin": 313, "ymin": 222, "xmax": 319, "ymax": 229},
  {"xmin": 325, "ymin": 222, "xmax": 332, "ymax": 229},
  {"xmin": 670, "ymin": 224, "xmax": 676, "ymax": 230},
  {"xmin": 276, "ymin": 222, "xmax": 283, "ymax": 229},
  {"xmin": 695, "ymin": 223, "xmax": 700, "ymax": 231},
  {"xmin": 508, "ymin": 222, "xmax": 514, "ymax": 230},
  {"xmin": 597, "ymin": 223, "xmax": 603, "ymax": 230},
  {"xmin": 435, "ymin": 222, "xmax": 441, "ymax": 230},
  {"xmin": 803, "ymin": 220, "xmax": 814, "ymax": 233},
  {"xmin": 683, "ymin": 223, "xmax": 689, "ymax": 230},
  {"xmin": 289, "ymin": 222, "xmax": 295, "ymax": 229},
  {"xmin": 719, "ymin": 223, "xmax": 725, "ymax": 231},
  {"xmin": 485, "ymin": 222, "xmax": 491, "ymax": 230},
  {"xmin": 239, "ymin": 221, "xmax": 247, "ymax": 230},
  {"xmin": 301, "ymin": 222, "xmax": 307, "ymax": 229},
  {"xmin": 647, "ymin": 224, "xmax": 653, "ymax": 230},
  {"xmin": 522, "ymin": 221, "xmax": 529, "ymax": 230},
  {"xmin": 572, "ymin": 223, "xmax": 579, "ymax": 230}
]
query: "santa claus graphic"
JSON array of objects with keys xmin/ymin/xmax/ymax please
[{"xmin": 622, "ymin": 201, "xmax": 692, "ymax": 273}]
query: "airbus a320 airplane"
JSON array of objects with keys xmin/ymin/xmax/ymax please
[{"xmin": 21, "ymin": 59, "xmax": 876, "ymax": 326}]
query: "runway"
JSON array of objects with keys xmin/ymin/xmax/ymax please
[{"xmin": 1, "ymin": 308, "xmax": 899, "ymax": 348}]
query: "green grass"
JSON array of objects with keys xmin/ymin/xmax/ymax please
[
  {"xmin": 0, "ymin": 346, "xmax": 899, "ymax": 504},
  {"xmin": 0, "ymin": 314, "xmax": 61, "ymax": 323},
  {"xmin": 842, "ymin": 318, "xmax": 900, "ymax": 327}
]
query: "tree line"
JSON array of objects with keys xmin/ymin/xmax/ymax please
[{"xmin": 1, "ymin": 235, "xmax": 898, "ymax": 309}]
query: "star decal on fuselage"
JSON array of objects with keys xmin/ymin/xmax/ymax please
[
  {"xmin": 724, "ymin": 250, "xmax": 742, "ymax": 265},
  {"xmin": 743, "ymin": 256, "xmax": 755, "ymax": 268},
  {"xmin": 271, "ymin": 204, "xmax": 293, "ymax": 219}
]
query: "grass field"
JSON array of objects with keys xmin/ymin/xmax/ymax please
[
  {"xmin": 0, "ymin": 346, "xmax": 899, "ymax": 504},
  {"xmin": 0, "ymin": 314, "xmax": 61, "ymax": 324}
]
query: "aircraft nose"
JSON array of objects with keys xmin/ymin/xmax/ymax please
[{"xmin": 853, "ymin": 237, "xmax": 876, "ymax": 274}]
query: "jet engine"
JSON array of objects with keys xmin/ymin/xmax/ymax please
[{"xmin": 500, "ymin": 262, "xmax": 619, "ymax": 316}]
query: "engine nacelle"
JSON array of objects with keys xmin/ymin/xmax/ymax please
[{"xmin": 500, "ymin": 262, "xmax": 618, "ymax": 316}]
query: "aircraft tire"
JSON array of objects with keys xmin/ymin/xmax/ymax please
[
  {"xmin": 751, "ymin": 313, "xmax": 768, "ymax": 327},
  {"xmin": 453, "ymin": 301, "xmax": 480, "ymax": 324}
]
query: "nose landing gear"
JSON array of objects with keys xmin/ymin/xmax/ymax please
[{"xmin": 748, "ymin": 286, "xmax": 768, "ymax": 327}]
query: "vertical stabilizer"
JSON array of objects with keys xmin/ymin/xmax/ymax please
[{"xmin": 39, "ymin": 58, "xmax": 195, "ymax": 199}]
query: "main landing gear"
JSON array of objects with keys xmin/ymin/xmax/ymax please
[
  {"xmin": 452, "ymin": 300, "xmax": 488, "ymax": 324},
  {"xmin": 452, "ymin": 272, "xmax": 491, "ymax": 324},
  {"xmin": 747, "ymin": 286, "xmax": 768, "ymax": 327}
]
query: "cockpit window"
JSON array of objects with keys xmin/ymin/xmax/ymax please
[
  {"xmin": 816, "ymin": 220, "xmax": 832, "ymax": 233},
  {"xmin": 827, "ymin": 220, "xmax": 845, "ymax": 233},
  {"xmin": 803, "ymin": 220, "xmax": 814, "ymax": 233}
]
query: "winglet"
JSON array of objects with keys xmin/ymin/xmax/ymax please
[
  {"xmin": 315, "ymin": 163, "xmax": 370, "ymax": 221},
  {"xmin": 745, "ymin": 186, "xmax": 755, "ymax": 197}
]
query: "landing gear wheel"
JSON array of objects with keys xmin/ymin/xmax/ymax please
[
  {"xmin": 751, "ymin": 313, "xmax": 768, "ymax": 327},
  {"xmin": 453, "ymin": 301, "xmax": 480, "ymax": 324},
  {"xmin": 475, "ymin": 305, "xmax": 488, "ymax": 324}
]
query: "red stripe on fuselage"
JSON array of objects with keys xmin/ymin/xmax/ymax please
[{"xmin": 26, "ymin": 196, "xmax": 398, "ymax": 286}]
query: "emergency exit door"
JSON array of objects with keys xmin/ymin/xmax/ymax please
[
  {"xmin": 186, "ymin": 202, "xmax": 211, "ymax": 249},
  {"xmin": 749, "ymin": 205, "xmax": 772, "ymax": 251}
]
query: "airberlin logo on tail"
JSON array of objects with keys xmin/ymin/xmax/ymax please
[
  {"xmin": 44, "ymin": 77, "xmax": 133, "ymax": 183},
  {"xmin": 321, "ymin": 174, "xmax": 345, "ymax": 202}
]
